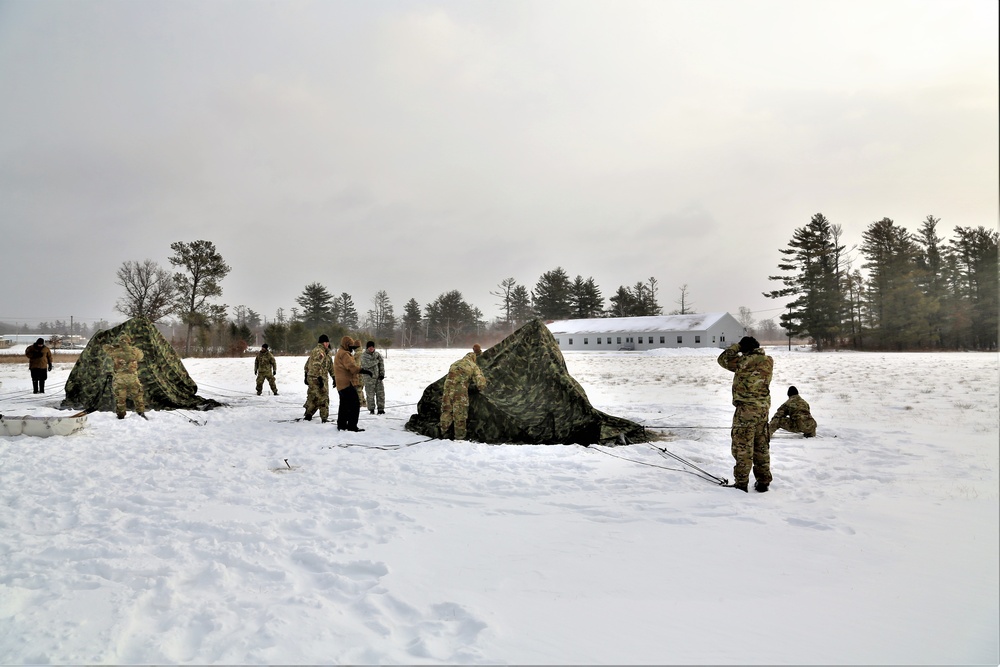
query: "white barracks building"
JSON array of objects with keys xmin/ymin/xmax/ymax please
[{"xmin": 545, "ymin": 312, "xmax": 744, "ymax": 350}]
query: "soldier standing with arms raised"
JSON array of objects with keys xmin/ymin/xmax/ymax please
[{"xmin": 717, "ymin": 336, "xmax": 773, "ymax": 492}]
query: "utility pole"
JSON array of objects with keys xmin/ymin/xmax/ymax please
[{"xmin": 787, "ymin": 305, "xmax": 792, "ymax": 351}]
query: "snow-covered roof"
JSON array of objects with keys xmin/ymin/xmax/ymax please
[{"xmin": 545, "ymin": 313, "xmax": 734, "ymax": 334}]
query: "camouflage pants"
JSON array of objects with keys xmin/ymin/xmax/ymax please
[
  {"xmin": 303, "ymin": 376, "xmax": 330, "ymax": 421},
  {"xmin": 256, "ymin": 370, "xmax": 277, "ymax": 395},
  {"xmin": 113, "ymin": 373, "xmax": 145, "ymax": 416},
  {"xmin": 363, "ymin": 377, "xmax": 384, "ymax": 412},
  {"xmin": 768, "ymin": 414, "xmax": 817, "ymax": 437},
  {"xmin": 731, "ymin": 403, "xmax": 771, "ymax": 486},
  {"xmin": 356, "ymin": 384, "xmax": 366, "ymax": 408},
  {"xmin": 440, "ymin": 382, "xmax": 470, "ymax": 440}
]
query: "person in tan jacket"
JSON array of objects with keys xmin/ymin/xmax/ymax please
[
  {"xmin": 25, "ymin": 337, "xmax": 53, "ymax": 394},
  {"xmin": 333, "ymin": 336, "xmax": 364, "ymax": 431}
]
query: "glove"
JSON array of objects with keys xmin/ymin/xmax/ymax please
[
  {"xmin": 304, "ymin": 373, "xmax": 309, "ymax": 385},
  {"xmin": 378, "ymin": 374, "xmax": 384, "ymax": 380},
  {"xmin": 48, "ymin": 365, "xmax": 53, "ymax": 372},
  {"xmin": 360, "ymin": 369, "xmax": 373, "ymax": 376}
]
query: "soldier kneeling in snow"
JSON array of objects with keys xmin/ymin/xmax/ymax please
[{"xmin": 768, "ymin": 386, "xmax": 817, "ymax": 438}]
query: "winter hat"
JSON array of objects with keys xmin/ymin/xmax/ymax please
[
  {"xmin": 787, "ymin": 386, "xmax": 798, "ymax": 396},
  {"xmin": 738, "ymin": 336, "xmax": 759, "ymax": 354},
  {"xmin": 318, "ymin": 334, "xmax": 330, "ymax": 344},
  {"xmin": 34, "ymin": 337, "xmax": 44, "ymax": 345},
  {"xmin": 366, "ymin": 340, "xmax": 375, "ymax": 349},
  {"xmin": 261, "ymin": 343, "xmax": 269, "ymax": 350},
  {"xmin": 473, "ymin": 344, "xmax": 482, "ymax": 356}
]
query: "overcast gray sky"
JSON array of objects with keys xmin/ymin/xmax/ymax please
[{"xmin": 1, "ymin": 0, "xmax": 997, "ymax": 330}]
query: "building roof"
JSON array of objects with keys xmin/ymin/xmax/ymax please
[{"xmin": 545, "ymin": 313, "xmax": 734, "ymax": 335}]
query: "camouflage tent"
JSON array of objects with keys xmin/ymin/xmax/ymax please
[
  {"xmin": 405, "ymin": 319, "xmax": 648, "ymax": 445},
  {"xmin": 62, "ymin": 317, "xmax": 222, "ymax": 413}
]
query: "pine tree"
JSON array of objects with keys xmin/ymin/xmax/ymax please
[
  {"xmin": 335, "ymin": 293, "xmax": 359, "ymax": 330},
  {"xmin": 169, "ymin": 240, "xmax": 231, "ymax": 357},
  {"xmin": 765, "ymin": 213, "xmax": 844, "ymax": 350},
  {"xmin": 532, "ymin": 267, "xmax": 573, "ymax": 320},
  {"xmin": 425, "ymin": 290, "xmax": 477, "ymax": 347},
  {"xmin": 510, "ymin": 285, "xmax": 534, "ymax": 328},
  {"xmin": 860, "ymin": 217, "xmax": 928, "ymax": 350},
  {"xmin": 569, "ymin": 276, "xmax": 604, "ymax": 318},
  {"xmin": 914, "ymin": 215, "xmax": 946, "ymax": 347},
  {"xmin": 947, "ymin": 226, "xmax": 999, "ymax": 350},
  {"xmin": 295, "ymin": 282, "xmax": 335, "ymax": 329},
  {"xmin": 400, "ymin": 298, "xmax": 423, "ymax": 348}
]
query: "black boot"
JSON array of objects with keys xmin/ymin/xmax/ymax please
[
  {"xmin": 754, "ymin": 482, "xmax": 769, "ymax": 493},
  {"xmin": 734, "ymin": 482, "xmax": 748, "ymax": 493}
]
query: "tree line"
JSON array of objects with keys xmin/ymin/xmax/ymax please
[
  {"xmin": 105, "ymin": 243, "xmax": 704, "ymax": 356},
  {"xmin": 767, "ymin": 214, "xmax": 998, "ymax": 351}
]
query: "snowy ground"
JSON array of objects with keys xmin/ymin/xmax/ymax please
[{"xmin": 1, "ymin": 346, "xmax": 997, "ymax": 665}]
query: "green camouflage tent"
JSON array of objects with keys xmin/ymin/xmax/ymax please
[
  {"xmin": 405, "ymin": 319, "xmax": 648, "ymax": 445},
  {"xmin": 61, "ymin": 317, "xmax": 222, "ymax": 413}
]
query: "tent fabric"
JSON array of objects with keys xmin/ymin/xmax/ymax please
[
  {"xmin": 61, "ymin": 317, "xmax": 222, "ymax": 413},
  {"xmin": 405, "ymin": 319, "xmax": 648, "ymax": 445}
]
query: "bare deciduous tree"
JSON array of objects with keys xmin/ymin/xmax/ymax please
[{"xmin": 114, "ymin": 259, "xmax": 176, "ymax": 322}]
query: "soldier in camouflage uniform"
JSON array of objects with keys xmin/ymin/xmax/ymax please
[
  {"xmin": 352, "ymin": 340, "xmax": 367, "ymax": 408},
  {"xmin": 717, "ymin": 336, "xmax": 774, "ymax": 492},
  {"xmin": 360, "ymin": 340, "xmax": 386, "ymax": 415},
  {"xmin": 254, "ymin": 343, "xmax": 278, "ymax": 396},
  {"xmin": 102, "ymin": 333, "xmax": 145, "ymax": 419},
  {"xmin": 303, "ymin": 334, "xmax": 335, "ymax": 422},
  {"xmin": 440, "ymin": 344, "xmax": 487, "ymax": 440},
  {"xmin": 769, "ymin": 386, "xmax": 817, "ymax": 437}
]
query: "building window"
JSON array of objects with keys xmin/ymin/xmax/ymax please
[
  {"xmin": 597, "ymin": 337, "xmax": 602, "ymax": 344},
  {"xmin": 720, "ymin": 334, "xmax": 726, "ymax": 342},
  {"xmin": 556, "ymin": 338, "xmax": 561, "ymax": 345},
  {"xmin": 616, "ymin": 337, "xmax": 622, "ymax": 344},
  {"xmin": 638, "ymin": 336, "xmax": 643, "ymax": 344},
  {"xmin": 659, "ymin": 336, "xmax": 665, "ymax": 344},
  {"xmin": 695, "ymin": 335, "xmax": 701, "ymax": 344},
  {"xmin": 568, "ymin": 338, "xmax": 573, "ymax": 345},
  {"xmin": 712, "ymin": 336, "xmax": 716, "ymax": 343},
  {"xmin": 584, "ymin": 338, "xmax": 589, "ymax": 345},
  {"xmin": 677, "ymin": 335, "xmax": 683, "ymax": 344}
]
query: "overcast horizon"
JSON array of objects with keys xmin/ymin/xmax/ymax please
[{"xmin": 1, "ymin": 0, "xmax": 997, "ymax": 330}]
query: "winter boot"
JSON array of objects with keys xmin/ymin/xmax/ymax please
[
  {"xmin": 734, "ymin": 482, "xmax": 748, "ymax": 493},
  {"xmin": 754, "ymin": 482, "xmax": 769, "ymax": 493}
]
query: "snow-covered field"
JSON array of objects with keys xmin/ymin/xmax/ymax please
[{"xmin": 1, "ymin": 346, "xmax": 997, "ymax": 664}]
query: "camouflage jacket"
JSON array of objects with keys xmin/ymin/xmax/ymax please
[
  {"xmin": 255, "ymin": 349, "xmax": 277, "ymax": 375},
  {"xmin": 445, "ymin": 352, "xmax": 487, "ymax": 392},
  {"xmin": 303, "ymin": 343, "xmax": 333, "ymax": 381},
  {"xmin": 360, "ymin": 349, "xmax": 384, "ymax": 379},
  {"xmin": 103, "ymin": 342, "xmax": 144, "ymax": 375},
  {"xmin": 25, "ymin": 343, "xmax": 52, "ymax": 370},
  {"xmin": 775, "ymin": 394, "xmax": 812, "ymax": 420},
  {"xmin": 717, "ymin": 343, "xmax": 773, "ymax": 408}
]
